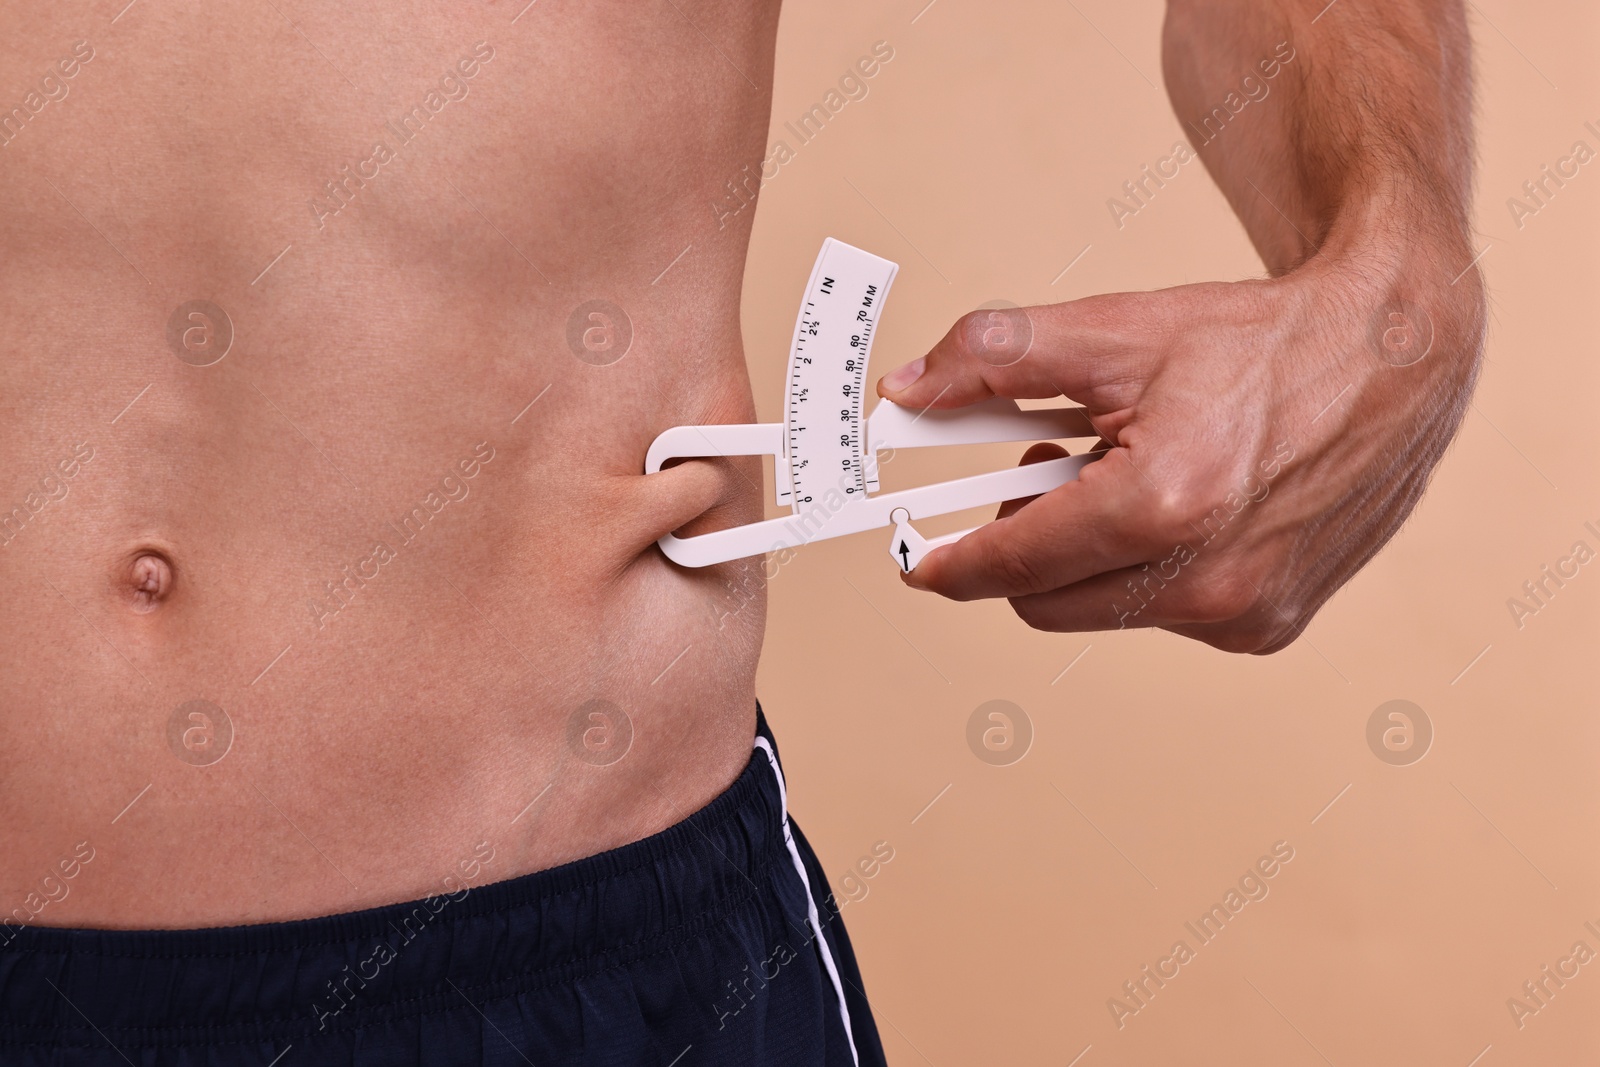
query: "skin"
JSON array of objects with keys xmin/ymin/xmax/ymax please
[
  {"xmin": 878, "ymin": 0, "xmax": 1486, "ymax": 654},
  {"xmin": 0, "ymin": 0, "xmax": 1477, "ymax": 931},
  {"xmin": 0, "ymin": 1, "xmax": 774, "ymax": 928}
]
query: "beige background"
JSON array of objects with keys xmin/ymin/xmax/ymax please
[{"xmin": 744, "ymin": 2, "xmax": 1600, "ymax": 1064}]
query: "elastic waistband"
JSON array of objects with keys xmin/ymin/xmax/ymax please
[{"xmin": 0, "ymin": 711, "xmax": 785, "ymax": 1049}]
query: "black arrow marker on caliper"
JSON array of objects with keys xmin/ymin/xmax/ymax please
[{"xmin": 897, "ymin": 541, "xmax": 911, "ymax": 572}]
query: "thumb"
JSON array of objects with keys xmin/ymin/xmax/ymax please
[{"xmin": 876, "ymin": 294, "xmax": 1156, "ymax": 411}]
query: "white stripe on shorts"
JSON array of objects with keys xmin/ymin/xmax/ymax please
[{"xmin": 753, "ymin": 735, "xmax": 859, "ymax": 1067}]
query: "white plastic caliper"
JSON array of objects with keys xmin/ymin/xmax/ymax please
[{"xmin": 644, "ymin": 238, "xmax": 1100, "ymax": 572}]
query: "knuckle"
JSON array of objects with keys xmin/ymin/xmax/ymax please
[
  {"xmin": 949, "ymin": 310, "xmax": 993, "ymax": 362},
  {"xmin": 1250, "ymin": 591, "xmax": 1315, "ymax": 653},
  {"xmin": 1144, "ymin": 484, "xmax": 1212, "ymax": 545},
  {"xmin": 1183, "ymin": 568, "xmax": 1261, "ymax": 623},
  {"xmin": 1247, "ymin": 623, "xmax": 1299, "ymax": 655},
  {"xmin": 1203, "ymin": 606, "xmax": 1299, "ymax": 655},
  {"xmin": 950, "ymin": 305, "xmax": 1037, "ymax": 371}
]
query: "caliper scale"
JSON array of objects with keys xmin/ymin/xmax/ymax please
[
  {"xmin": 777, "ymin": 239, "xmax": 892, "ymax": 510},
  {"xmin": 645, "ymin": 238, "xmax": 1100, "ymax": 571}
]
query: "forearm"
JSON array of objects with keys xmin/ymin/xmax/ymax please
[{"xmin": 1161, "ymin": 0, "xmax": 1475, "ymax": 278}]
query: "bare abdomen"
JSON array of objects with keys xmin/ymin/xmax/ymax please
[{"xmin": 0, "ymin": 0, "xmax": 777, "ymax": 927}]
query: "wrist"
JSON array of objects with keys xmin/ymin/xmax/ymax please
[{"xmin": 1296, "ymin": 179, "xmax": 1486, "ymax": 371}]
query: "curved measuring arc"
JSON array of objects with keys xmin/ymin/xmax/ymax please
[{"xmin": 780, "ymin": 239, "xmax": 899, "ymax": 509}]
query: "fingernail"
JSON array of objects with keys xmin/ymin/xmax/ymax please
[{"xmin": 879, "ymin": 357, "xmax": 925, "ymax": 394}]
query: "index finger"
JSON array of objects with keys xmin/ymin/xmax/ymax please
[{"xmin": 876, "ymin": 292, "xmax": 1163, "ymax": 411}]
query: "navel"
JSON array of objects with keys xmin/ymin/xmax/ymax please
[{"xmin": 127, "ymin": 550, "xmax": 175, "ymax": 612}]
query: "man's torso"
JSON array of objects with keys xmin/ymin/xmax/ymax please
[{"xmin": 0, "ymin": 0, "xmax": 778, "ymax": 926}]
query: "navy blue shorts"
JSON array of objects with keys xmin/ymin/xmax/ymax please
[{"xmin": 0, "ymin": 710, "xmax": 886, "ymax": 1066}]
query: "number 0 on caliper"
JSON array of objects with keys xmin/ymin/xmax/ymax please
[{"xmin": 644, "ymin": 238, "xmax": 1100, "ymax": 572}]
